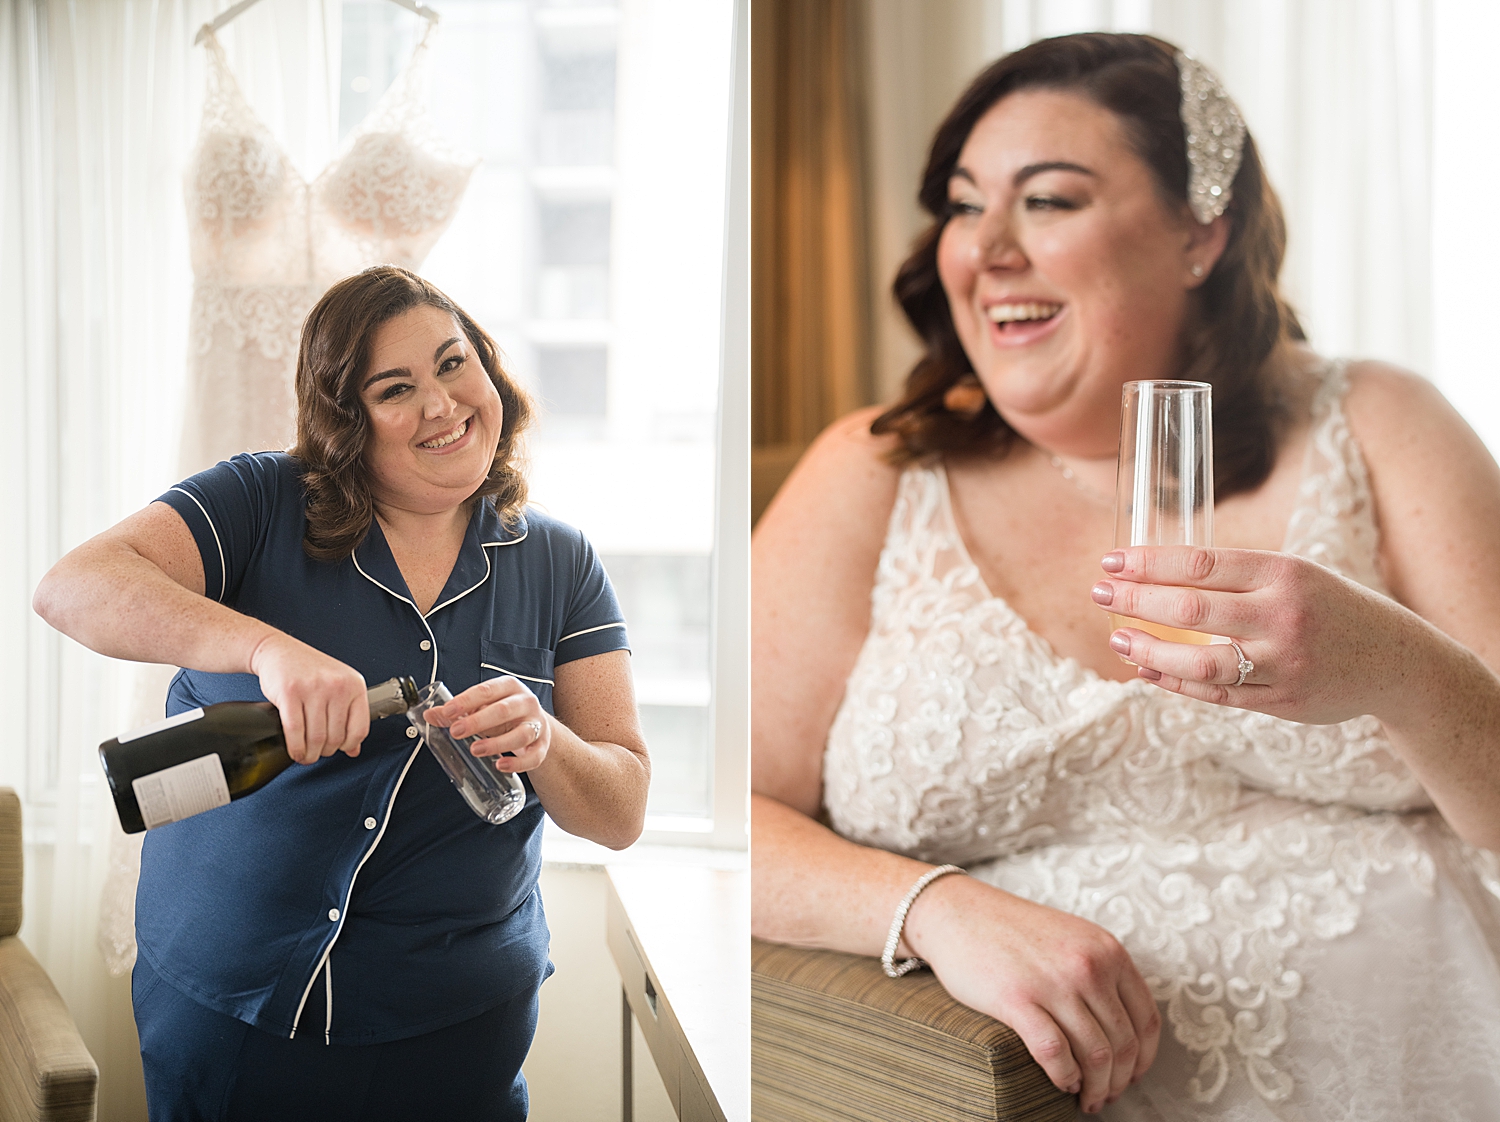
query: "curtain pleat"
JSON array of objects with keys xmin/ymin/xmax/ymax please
[{"xmin": 751, "ymin": 0, "xmax": 873, "ymax": 522}]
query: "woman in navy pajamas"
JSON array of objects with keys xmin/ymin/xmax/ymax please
[{"xmin": 34, "ymin": 265, "xmax": 650, "ymax": 1121}]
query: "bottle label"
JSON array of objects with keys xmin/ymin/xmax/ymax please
[
  {"xmin": 118, "ymin": 707, "xmax": 205, "ymax": 744},
  {"xmin": 132, "ymin": 753, "xmax": 231, "ymax": 830}
]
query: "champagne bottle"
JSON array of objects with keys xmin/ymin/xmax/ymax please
[{"xmin": 100, "ymin": 676, "xmax": 419, "ymax": 833}]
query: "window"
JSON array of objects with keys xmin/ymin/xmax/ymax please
[{"xmin": 338, "ymin": 0, "xmax": 742, "ymax": 844}]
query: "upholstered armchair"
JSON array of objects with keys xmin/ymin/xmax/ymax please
[
  {"xmin": 0, "ymin": 790, "xmax": 99, "ymax": 1122},
  {"xmin": 752, "ymin": 940, "xmax": 1077, "ymax": 1121}
]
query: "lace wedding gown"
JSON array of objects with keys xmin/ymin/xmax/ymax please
[
  {"xmin": 823, "ymin": 361, "xmax": 1500, "ymax": 1119},
  {"xmin": 179, "ymin": 19, "xmax": 477, "ymax": 473},
  {"xmin": 98, "ymin": 23, "xmax": 478, "ymax": 977}
]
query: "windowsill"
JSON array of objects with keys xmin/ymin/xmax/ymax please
[{"xmin": 541, "ymin": 817, "xmax": 747, "ymax": 871}]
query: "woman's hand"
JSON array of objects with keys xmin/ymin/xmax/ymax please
[
  {"xmin": 424, "ymin": 676, "xmax": 551, "ymax": 773},
  {"xmin": 906, "ymin": 873, "xmax": 1160, "ymax": 1114},
  {"xmin": 1091, "ymin": 545, "xmax": 1410, "ymax": 724},
  {"xmin": 247, "ymin": 631, "xmax": 370, "ymax": 764}
]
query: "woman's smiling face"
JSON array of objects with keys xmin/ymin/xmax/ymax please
[
  {"xmin": 359, "ymin": 304, "xmax": 504, "ymax": 515},
  {"xmin": 937, "ymin": 88, "xmax": 1215, "ymax": 457}
]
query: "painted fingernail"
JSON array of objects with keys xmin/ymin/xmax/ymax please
[
  {"xmin": 1109, "ymin": 631, "xmax": 1131, "ymax": 656},
  {"xmin": 1090, "ymin": 582, "xmax": 1115, "ymax": 606},
  {"xmin": 1139, "ymin": 667, "xmax": 1162, "ymax": 681},
  {"xmin": 1101, "ymin": 551, "xmax": 1125, "ymax": 572}
]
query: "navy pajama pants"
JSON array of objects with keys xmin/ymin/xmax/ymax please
[{"xmin": 134, "ymin": 956, "xmax": 537, "ymax": 1122}]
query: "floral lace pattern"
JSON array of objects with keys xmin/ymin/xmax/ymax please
[{"xmin": 823, "ymin": 360, "xmax": 1500, "ymax": 1115}]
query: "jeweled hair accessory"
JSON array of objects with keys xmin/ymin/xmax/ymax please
[{"xmin": 1176, "ymin": 51, "xmax": 1246, "ymax": 224}]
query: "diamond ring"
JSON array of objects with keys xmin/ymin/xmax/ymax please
[
  {"xmin": 522, "ymin": 720, "xmax": 543, "ymax": 745},
  {"xmin": 1229, "ymin": 640, "xmax": 1254, "ymax": 687}
]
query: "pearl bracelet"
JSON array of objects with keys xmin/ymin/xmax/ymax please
[{"xmin": 881, "ymin": 864, "xmax": 966, "ymax": 978}]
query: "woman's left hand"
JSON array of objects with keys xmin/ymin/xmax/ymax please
[
  {"xmin": 1092, "ymin": 545, "xmax": 1411, "ymax": 725},
  {"xmin": 424, "ymin": 676, "xmax": 552, "ymax": 773}
]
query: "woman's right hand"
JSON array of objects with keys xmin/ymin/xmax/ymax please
[
  {"xmin": 905, "ymin": 872, "xmax": 1160, "ymax": 1114},
  {"xmin": 247, "ymin": 632, "xmax": 369, "ymax": 764}
]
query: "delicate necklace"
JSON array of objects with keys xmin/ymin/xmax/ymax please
[{"xmin": 1045, "ymin": 452, "xmax": 1113, "ymax": 507}]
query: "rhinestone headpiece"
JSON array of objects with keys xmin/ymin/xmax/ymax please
[{"xmin": 1176, "ymin": 52, "xmax": 1246, "ymax": 224}]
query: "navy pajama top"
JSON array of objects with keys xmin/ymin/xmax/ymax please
[{"xmin": 136, "ymin": 452, "xmax": 629, "ymax": 1044}]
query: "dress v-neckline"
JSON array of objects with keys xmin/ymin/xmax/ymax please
[
  {"xmin": 929, "ymin": 461, "xmax": 1143, "ymax": 690},
  {"xmin": 200, "ymin": 20, "xmax": 433, "ymax": 187},
  {"xmin": 925, "ymin": 362, "xmax": 1342, "ymax": 690}
]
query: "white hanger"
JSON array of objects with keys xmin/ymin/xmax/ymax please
[{"xmin": 194, "ymin": 0, "xmax": 438, "ymax": 46}]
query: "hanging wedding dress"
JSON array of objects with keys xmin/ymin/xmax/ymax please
[
  {"xmin": 99, "ymin": 20, "xmax": 478, "ymax": 976},
  {"xmin": 179, "ymin": 18, "xmax": 478, "ymax": 473},
  {"xmin": 822, "ymin": 360, "xmax": 1500, "ymax": 1119}
]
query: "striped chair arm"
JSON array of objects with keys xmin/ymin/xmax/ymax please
[{"xmin": 752, "ymin": 939, "xmax": 1076, "ymax": 1122}]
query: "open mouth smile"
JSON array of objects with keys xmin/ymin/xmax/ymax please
[
  {"xmin": 987, "ymin": 302, "xmax": 1063, "ymax": 328},
  {"xmin": 984, "ymin": 301, "xmax": 1065, "ymax": 346},
  {"xmin": 418, "ymin": 417, "xmax": 470, "ymax": 449}
]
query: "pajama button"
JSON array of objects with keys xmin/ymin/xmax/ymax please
[
  {"xmin": 364, "ymin": 817, "xmax": 377, "ymax": 829},
  {"xmin": 328, "ymin": 908, "xmax": 340, "ymax": 922},
  {"xmin": 420, "ymin": 640, "xmax": 431, "ymax": 651},
  {"xmin": 406, "ymin": 727, "xmax": 419, "ymax": 738}
]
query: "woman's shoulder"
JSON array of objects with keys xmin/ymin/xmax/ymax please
[
  {"xmin": 757, "ymin": 406, "xmax": 909, "ymax": 541},
  {"xmin": 1337, "ymin": 358, "xmax": 1474, "ymax": 462},
  {"xmin": 490, "ymin": 502, "xmax": 583, "ymax": 552},
  {"xmin": 1275, "ymin": 350, "xmax": 1447, "ymax": 445},
  {"xmin": 177, "ymin": 449, "xmax": 301, "ymax": 489}
]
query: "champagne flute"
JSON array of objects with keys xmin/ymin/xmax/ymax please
[
  {"xmin": 1110, "ymin": 380, "xmax": 1215, "ymax": 656},
  {"xmin": 406, "ymin": 682, "xmax": 528, "ymax": 824}
]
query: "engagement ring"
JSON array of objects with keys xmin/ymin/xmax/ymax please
[{"xmin": 1229, "ymin": 640, "xmax": 1254, "ymax": 687}]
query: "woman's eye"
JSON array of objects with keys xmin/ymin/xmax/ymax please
[
  {"xmin": 947, "ymin": 198, "xmax": 983, "ymax": 217},
  {"xmin": 440, "ymin": 355, "xmax": 466, "ymax": 374},
  {"xmin": 378, "ymin": 383, "xmax": 411, "ymax": 402},
  {"xmin": 1025, "ymin": 195, "xmax": 1076, "ymax": 212}
]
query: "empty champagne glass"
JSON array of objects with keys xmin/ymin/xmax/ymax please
[
  {"xmin": 1111, "ymin": 380, "xmax": 1215, "ymax": 655},
  {"xmin": 407, "ymin": 681, "xmax": 528, "ymax": 824}
]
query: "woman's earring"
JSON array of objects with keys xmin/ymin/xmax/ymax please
[
  {"xmin": 943, "ymin": 375, "xmax": 989, "ymax": 416},
  {"xmin": 1190, "ymin": 263, "xmax": 1205, "ymax": 278}
]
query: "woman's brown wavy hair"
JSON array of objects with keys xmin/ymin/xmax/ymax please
[
  {"xmin": 290, "ymin": 265, "xmax": 533, "ymax": 562},
  {"xmin": 871, "ymin": 33, "xmax": 1303, "ymax": 499}
]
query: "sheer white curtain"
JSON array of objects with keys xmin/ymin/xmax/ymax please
[
  {"xmin": 0, "ymin": 1, "xmax": 337, "ymax": 1112},
  {"xmin": 863, "ymin": 0, "xmax": 1438, "ymax": 409}
]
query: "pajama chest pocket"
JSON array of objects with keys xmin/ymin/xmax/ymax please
[{"xmin": 480, "ymin": 640, "xmax": 556, "ymax": 714}]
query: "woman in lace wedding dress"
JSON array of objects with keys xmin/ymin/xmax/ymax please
[{"xmin": 752, "ymin": 34, "xmax": 1500, "ymax": 1120}]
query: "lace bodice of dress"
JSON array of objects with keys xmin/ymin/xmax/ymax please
[
  {"xmin": 187, "ymin": 20, "xmax": 477, "ymax": 292},
  {"xmin": 824, "ymin": 361, "xmax": 1426, "ymax": 864},
  {"xmin": 178, "ymin": 22, "xmax": 478, "ymax": 474},
  {"xmin": 822, "ymin": 361, "xmax": 1500, "ymax": 1114}
]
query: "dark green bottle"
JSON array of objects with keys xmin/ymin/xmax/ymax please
[{"xmin": 99, "ymin": 676, "xmax": 419, "ymax": 833}]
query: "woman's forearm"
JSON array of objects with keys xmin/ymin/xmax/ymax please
[
  {"xmin": 751, "ymin": 792, "xmax": 942, "ymax": 956},
  {"xmin": 1368, "ymin": 602, "xmax": 1500, "ymax": 850},
  {"xmin": 527, "ymin": 729, "xmax": 649, "ymax": 849}
]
